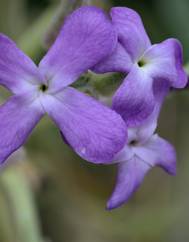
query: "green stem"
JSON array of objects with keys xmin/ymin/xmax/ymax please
[{"xmin": 0, "ymin": 167, "xmax": 43, "ymax": 242}]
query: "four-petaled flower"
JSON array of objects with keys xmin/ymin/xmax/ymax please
[
  {"xmin": 107, "ymin": 99, "xmax": 176, "ymax": 210},
  {"xmin": 0, "ymin": 6, "xmax": 127, "ymax": 164},
  {"xmin": 93, "ymin": 7, "xmax": 187, "ymax": 127},
  {"xmin": 0, "ymin": 5, "xmax": 186, "ymax": 210}
]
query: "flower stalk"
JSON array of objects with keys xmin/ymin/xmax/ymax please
[{"xmin": 0, "ymin": 166, "xmax": 43, "ymax": 242}]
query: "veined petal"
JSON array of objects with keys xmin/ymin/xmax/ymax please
[
  {"xmin": 130, "ymin": 81, "xmax": 169, "ymax": 144},
  {"xmin": 143, "ymin": 38, "xmax": 187, "ymax": 88},
  {"xmin": 107, "ymin": 156, "xmax": 150, "ymax": 210},
  {"xmin": 92, "ymin": 42, "xmax": 132, "ymax": 74},
  {"xmin": 0, "ymin": 94, "xmax": 44, "ymax": 164},
  {"xmin": 112, "ymin": 66, "xmax": 155, "ymax": 127},
  {"xmin": 134, "ymin": 134, "xmax": 176, "ymax": 175},
  {"xmin": 0, "ymin": 34, "xmax": 43, "ymax": 94},
  {"xmin": 42, "ymin": 87, "xmax": 127, "ymax": 163},
  {"xmin": 110, "ymin": 7, "xmax": 151, "ymax": 61},
  {"xmin": 39, "ymin": 6, "xmax": 117, "ymax": 92}
]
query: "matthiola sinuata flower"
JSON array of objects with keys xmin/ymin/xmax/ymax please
[
  {"xmin": 107, "ymin": 95, "xmax": 176, "ymax": 210},
  {"xmin": 93, "ymin": 7, "xmax": 187, "ymax": 126},
  {"xmin": 0, "ymin": 6, "xmax": 127, "ymax": 164}
]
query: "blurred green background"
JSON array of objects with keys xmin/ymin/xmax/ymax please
[{"xmin": 0, "ymin": 0, "xmax": 189, "ymax": 241}]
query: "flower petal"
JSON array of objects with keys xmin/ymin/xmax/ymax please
[
  {"xmin": 0, "ymin": 34, "xmax": 43, "ymax": 94},
  {"xmin": 92, "ymin": 42, "xmax": 132, "ymax": 73},
  {"xmin": 113, "ymin": 144, "xmax": 134, "ymax": 163},
  {"xmin": 110, "ymin": 7, "xmax": 151, "ymax": 61},
  {"xmin": 0, "ymin": 94, "xmax": 44, "ymax": 164},
  {"xmin": 39, "ymin": 6, "xmax": 117, "ymax": 92},
  {"xmin": 112, "ymin": 66, "xmax": 155, "ymax": 127},
  {"xmin": 42, "ymin": 87, "xmax": 127, "ymax": 163},
  {"xmin": 107, "ymin": 156, "xmax": 150, "ymax": 209},
  {"xmin": 134, "ymin": 134, "xmax": 176, "ymax": 175},
  {"xmin": 143, "ymin": 38, "xmax": 187, "ymax": 88},
  {"xmin": 129, "ymin": 81, "xmax": 169, "ymax": 143}
]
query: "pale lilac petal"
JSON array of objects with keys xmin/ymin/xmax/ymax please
[
  {"xmin": 112, "ymin": 144, "xmax": 134, "ymax": 163},
  {"xmin": 134, "ymin": 134, "xmax": 176, "ymax": 175},
  {"xmin": 131, "ymin": 81, "xmax": 169, "ymax": 143},
  {"xmin": 112, "ymin": 66, "xmax": 155, "ymax": 127},
  {"xmin": 39, "ymin": 6, "xmax": 117, "ymax": 92},
  {"xmin": 135, "ymin": 114, "xmax": 158, "ymax": 144},
  {"xmin": 143, "ymin": 39, "xmax": 187, "ymax": 88},
  {"xmin": 110, "ymin": 7, "xmax": 151, "ymax": 61},
  {"xmin": 107, "ymin": 156, "xmax": 150, "ymax": 210},
  {"xmin": 0, "ymin": 94, "xmax": 44, "ymax": 164},
  {"xmin": 0, "ymin": 34, "xmax": 43, "ymax": 94},
  {"xmin": 92, "ymin": 42, "xmax": 132, "ymax": 73},
  {"xmin": 42, "ymin": 87, "xmax": 127, "ymax": 163}
]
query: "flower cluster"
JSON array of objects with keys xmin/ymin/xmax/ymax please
[
  {"xmin": 93, "ymin": 7, "xmax": 187, "ymax": 209},
  {"xmin": 0, "ymin": 6, "xmax": 187, "ymax": 209}
]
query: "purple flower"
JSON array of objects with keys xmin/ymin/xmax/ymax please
[
  {"xmin": 106, "ymin": 99, "xmax": 176, "ymax": 210},
  {"xmin": 93, "ymin": 7, "xmax": 187, "ymax": 127},
  {"xmin": 0, "ymin": 6, "xmax": 127, "ymax": 164}
]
